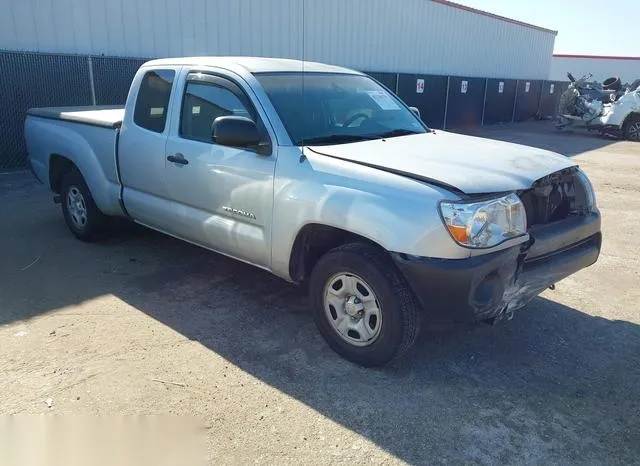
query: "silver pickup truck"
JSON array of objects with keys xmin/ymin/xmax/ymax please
[{"xmin": 26, "ymin": 57, "xmax": 601, "ymax": 366}]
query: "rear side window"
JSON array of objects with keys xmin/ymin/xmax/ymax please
[{"xmin": 133, "ymin": 70, "xmax": 175, "ymax": 133}]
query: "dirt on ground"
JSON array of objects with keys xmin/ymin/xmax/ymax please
[{"xmin": 1, "ymin": 122, "xmax": 639, "ymax": 465}]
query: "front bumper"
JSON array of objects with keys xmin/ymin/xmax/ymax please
[{"xmin": 392, "ymin": 212, "xmax": 601, "ymax": 323}]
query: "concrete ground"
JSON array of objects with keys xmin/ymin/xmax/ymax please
[{"xmin": 1, "ymin": 122, "xmax": 639, "ymax": 465}]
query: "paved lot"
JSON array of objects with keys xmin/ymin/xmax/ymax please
[{"xmin": 1, "ymin": 122, "xmax": 639, "ymax": 464}]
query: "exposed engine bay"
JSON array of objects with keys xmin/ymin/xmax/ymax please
[{"xmin": 518, "ymin": 167, "xmax": 593, "ymax": 227}]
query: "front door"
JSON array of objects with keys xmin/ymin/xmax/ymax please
[{"xmin": 164, "ymin": 70, "xmax": 276, "ymax": 269}]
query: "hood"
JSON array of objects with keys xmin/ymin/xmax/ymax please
[{"xmin": 306, "ymin": 131, "xmax": 576, "ymax": 194}]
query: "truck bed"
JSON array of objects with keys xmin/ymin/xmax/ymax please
[
  {"xmin": 27, "ymin": 105, "xmax": 125, "ymax": 128},
  {"xmin": 25, "ymin": 105, "xmax": 126, "ymax": 217}
]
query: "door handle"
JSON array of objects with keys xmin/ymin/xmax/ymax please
[{"xmin": 167, "ymin": 153, "xmax": 189, "ymax": 165}]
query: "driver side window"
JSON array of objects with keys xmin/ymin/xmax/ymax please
[{"xmin": 180, "ymin": 79, "xmax": 255, "ymax": 143}]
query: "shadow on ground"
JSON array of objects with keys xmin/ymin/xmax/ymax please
[
  {"xmin": 114, "ymin": 242, "xmax": 640, "ymax": 462},
  {"xmin": 455, "ymin": 121, "xmax": 620, "ymax": 157},
  {"xmin": 2, "ymin": 204, "xmax": 639, "ymax": 461}
]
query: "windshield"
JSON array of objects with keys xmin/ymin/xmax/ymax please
[{"xmin": 254, "ymin": 72, "xmax": 427, "ymax": 145}]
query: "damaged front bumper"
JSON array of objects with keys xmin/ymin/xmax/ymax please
[{"xmin": 391, "ymin": 211, "xmax": 601, "ymax": 323}]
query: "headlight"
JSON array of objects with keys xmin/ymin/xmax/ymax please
[
  {"xmin": 439, "ymin": 193, "xmax": 527, "ymax": 248},
  {"xmin": 576, "ymin": 168, "xmax": 596, "ymax": 209}
]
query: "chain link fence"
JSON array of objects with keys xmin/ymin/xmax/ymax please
[
  {"xmin": 1, "ymin": 50, "xmax": 568, "ymax": 171},
  {"xmin": 0, "ymin": 50, "xmax": 149, "ymax": 171},
  {"xmin": 92, "ymin": 56, "xmax": 149, "ymax": 105},
  {"xmin": 0, "ymin": 51, "xmax": 92, "ymax": 170}
]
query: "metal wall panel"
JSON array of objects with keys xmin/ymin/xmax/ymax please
[
  {"xmin": 397, "ymin": 74, "xmax": 448, "ymax": 129},
  {"xmin": 0, "ymin": 51, "xmax": 91, "ymax": 170},
  {"xmin": 550, "ymin": 56, "xmax": 640, "ymax": 84},
  {"xmin": 538, "ymin": 81, "xmax": 564, "ymax": 119},
  {"xmin": 483, "ymin": 79, "xmax": 517, "ymax": 125},
  {"xmin": 1, "ymin": 0, "xmax": 555, "ymax": 80},
  {"xmin": 514, "ymin": 80, "xmax": 543, "ymax": 122},
  {"xmin": 363, "ymin": 72, "xmax": 398, "ymax": 94},
  {"xmin": 445, "ymin": 77, "xmax": 485, "ymax": 128}
]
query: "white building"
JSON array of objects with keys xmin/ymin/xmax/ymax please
[
  {"xmin": 1, "ymin": 0, "xmax": 556, "ymax": 79},
  {"xmin": 550, "ymin": 54, "xmax": 640, "ymax": 84}
]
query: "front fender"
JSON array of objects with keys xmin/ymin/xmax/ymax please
[
  {"xmin": 270, "ymin": 147, "xmax": 468, "ymax": 280},
  {"xmin": 600, "ymin": 92, "xmax": 640, "ymax": 127}
]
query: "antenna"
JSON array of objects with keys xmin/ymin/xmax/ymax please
[{"xmin": 301, "ymin": 0, "xmax": 306, "ymax": 148}]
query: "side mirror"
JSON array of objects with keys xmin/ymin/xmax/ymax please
[
  {"xmin": 212, "ymin": 116, "xmax": 261, "ymax": 148},
  {"xmin": 409, "ymin": 106, "xmax": 421, "ymax": 119}
]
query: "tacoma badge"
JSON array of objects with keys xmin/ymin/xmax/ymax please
[{"xmin": 223, "ymin": 206, "xmax": 256, "ymax": 220}]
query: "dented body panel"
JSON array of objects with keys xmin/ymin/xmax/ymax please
[
  {"xmin": 393, "ymin": 223, "xmax": 601, "ymax": 323},
  {"xmin": 558, "ymin": 82, "xmax": 640, "ymax": 138},
  {"xmin": 598, "ymin": 91, "xmax": 640, "ymax": 127},
  {"xmin": 308, "ymin": 131, "xmax": 576, "ymax": 195}
]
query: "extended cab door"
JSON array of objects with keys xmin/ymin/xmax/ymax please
[
  {"xmin": 164, "ymin": 69, "xmax": 277, "ymax": 268},
  {"xmin": 118, "ymin": 65, "xmax": 181, "ymax": 233}
]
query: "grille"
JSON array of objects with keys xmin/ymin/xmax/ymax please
[{"xmin": 519, "ymin": 167, "xmax": 591, "ymax": 227}]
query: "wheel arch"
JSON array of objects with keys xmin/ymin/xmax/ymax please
[
  {"xmin": 622, "ymin": 111, "xmax": 640, "ymax": 140},
  {"xmin": 49, "ymin": 153, "xmax": 77, "ymax": 194},
  {"xmin": 288, "ymin": 223, "xmax": 387, "ymax": 284},
  {"xmin": 622, "ymin": 111, "xmax": 640, "ymax": 127},
  {"xmin": 45, "ymin": 143, "xmax": 122, "ymax": 216}
]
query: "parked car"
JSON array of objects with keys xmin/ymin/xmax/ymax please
[
  {"xmin": 557, "ymin": 72, "xmax": 640, "ymax": 140},
  {"xmin": 25, "ymin": 57, "xmax": 602, "ymax": 366}
]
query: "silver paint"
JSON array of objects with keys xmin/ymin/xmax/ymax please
[{"xmin": 25, "ymin": 57, "xmax": 580, "ymax": 284}]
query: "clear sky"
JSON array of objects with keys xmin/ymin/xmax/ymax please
[{"xmin": 452, "ymin": 0, "xmax": 640, "ymax": 56}]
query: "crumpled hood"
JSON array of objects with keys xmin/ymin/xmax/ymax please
[{"xmin": 307, "ymin": 131, "xmax": 576, "ymax": 194}]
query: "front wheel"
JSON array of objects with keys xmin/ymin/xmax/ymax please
[
  {"xmin": 623, "ymin": 114, "xmax": 640, "ymax": 141},
  {"xmin": 309, "ymin": 243, "xmax": 421, "ymax": 367},
  {"xmin": 60, "ymin": 169, "xmax": 107, "ymax": 241}
]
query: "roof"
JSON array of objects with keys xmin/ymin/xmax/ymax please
[
  {"xmin": 431, "ymin": 0, "xmax": 557, "ymax": 35},
  {"xmin": 553, "ymin": 54, "xmax": 640, "ymax": 61},
  {"xmin": 142, "ymin": 57, "xmax": 360, "ymax": 74}
]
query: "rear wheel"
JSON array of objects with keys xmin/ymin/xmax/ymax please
[
  {"xmin": 309, "ymin": 243, "xmax": 421, "ymax": 367},
  {"xmin": 623, "ymin": 114, "xmax": 640, "ymax": 141},
  {"xmin": 60, "ymin": 169, "xmax": 107, "ymax": 241}
]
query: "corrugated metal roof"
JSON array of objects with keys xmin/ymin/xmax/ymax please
[
  {"xmin": 554, "ymin": 54, "xmax": 640, "ymax": 61},
  {"xmin": 432, "ymin": 0, "xmax": 558, "ymax": 35},
  {"xmin": 550, "ymin": 55, "xmax": 640, "ymax": 82}
]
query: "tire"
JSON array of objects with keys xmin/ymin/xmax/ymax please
[
  {"xmin": 60, "ymin": 169, "xmax": 107, "ymax": 241},
  {"xmin": 623, "ymin": 114, "xmax": 640, "ymax": 141},
  {"xmin": 309, "ymin": 242, "xmax": 421, "ymax": 367},
  {"xmin": 602, "ymin": 76, "xmax": 621, "ymax": 91}
]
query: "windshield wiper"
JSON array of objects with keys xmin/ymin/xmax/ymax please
[
  {"xmin": 300, "ymin": 134, "xmax": 376, "ymax": 146},
  {"xmin": 373, "ymin": 129, "xmax": 424, "ymax": 139}
]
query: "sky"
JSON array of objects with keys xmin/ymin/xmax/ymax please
[{"xmin": 452, "ymin": 0, "xmax": 640, "ymax": 56}]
